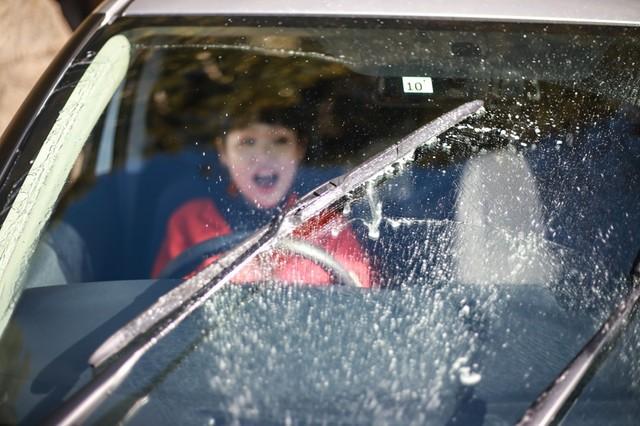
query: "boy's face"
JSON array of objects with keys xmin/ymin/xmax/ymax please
[{"xmin": 218, "ymin": 123, "xmax": 304, "ymax": 209}]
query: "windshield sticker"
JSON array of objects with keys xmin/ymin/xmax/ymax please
[
  {"xmin": 402, "ymin": 76, "xmax": 433, "ymax": 94},
  {"xmin": 0, "ymin": 35, "xmax": 130, "ymax": 336}
]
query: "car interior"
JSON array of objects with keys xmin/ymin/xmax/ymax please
[{"xmin": 19, "ymin": 22, "xmax": 637, "ymax": 289}]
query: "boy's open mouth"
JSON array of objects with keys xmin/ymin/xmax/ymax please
[{"xmin": 253, "ymin": 172, "xmax": 279, "ymax": 189}]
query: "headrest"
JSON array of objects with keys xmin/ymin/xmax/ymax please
[{"xmin": 454, "ymin": 149, "xmax": 557, "ymax": 285}]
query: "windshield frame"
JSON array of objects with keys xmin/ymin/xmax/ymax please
[{"xmin": 4, "ymin": 14, "xmax": 640, "ymax": 425}]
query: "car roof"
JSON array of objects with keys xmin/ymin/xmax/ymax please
[{"xmin": 113, "ymin": 0, "xmax": 640, "ymax": 26}]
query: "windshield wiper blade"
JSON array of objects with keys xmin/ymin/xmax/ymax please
[
  {"xmin": 517, "ymin": 252, "xmax": 640, "ymax": 426},
  {"xmin": 91, "ymin": 99, "xmax": 484, "ymax": 368},
  {"xmin": 47, "ymin": 100, "xmax": 483, "ymax": 425}
]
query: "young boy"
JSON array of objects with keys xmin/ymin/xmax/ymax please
[{"xmin": 152, "ymin": 107, "xmax": 372, "ymax": 287}]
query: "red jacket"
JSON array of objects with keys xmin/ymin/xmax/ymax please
[{"xmin": 153, "ymin": 198, "xmax": 372, "ymax": 287}]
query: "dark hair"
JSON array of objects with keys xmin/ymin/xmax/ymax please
[{"xmin": 220, "ymin": 104, "xmax": 307, "ymax": 142}]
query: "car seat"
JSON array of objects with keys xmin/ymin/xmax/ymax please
[{"xmin": 453, "ymin": 148, "xmax": 558, "ymax": 286}]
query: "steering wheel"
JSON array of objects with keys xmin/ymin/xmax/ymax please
[{"xmin": 158, "ymin": 232, "xmax": 362, "ymax": 287}]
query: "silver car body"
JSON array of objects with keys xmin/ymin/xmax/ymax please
[{"xmin": 97, "ymin": 0, "xmax": 640, "ymax": 26}]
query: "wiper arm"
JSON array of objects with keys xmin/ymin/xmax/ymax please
[
  {"xmin": 91, "ymin": 99, "xmax": 483, "ymax": 368},
  {"xmin": 517, "ymin": 252, "xmax": 640, "ymax": 426},
  {"xmin": 47, "ymin": 100, "xmax": 483, "ymax": 425}
]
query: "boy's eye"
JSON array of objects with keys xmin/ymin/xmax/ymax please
[
  {"xmin": 275, "ymin": 136, "xmax": 290, "ymax": 145},
  {"xmin": 240, "ymin": 137, "xmax": 256, "ymax": 146}
]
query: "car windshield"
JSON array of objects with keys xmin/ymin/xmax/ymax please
[{"xmin": 0, "ymin": 16, "xmax": 639, "ymax": 425}]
